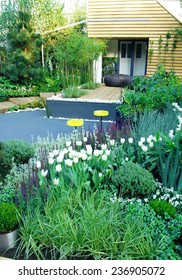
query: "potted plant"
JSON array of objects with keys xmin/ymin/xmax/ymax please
[{"xmin": 0, "ymin": 203, "xmax": 19, "ymax": 251}]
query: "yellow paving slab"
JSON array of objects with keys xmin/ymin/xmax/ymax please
[
  {"xmin": 9, "ymin": 96, "xmax": 41, "ymax": 105},
  {"xmin": 0, "ymin": 101, "xmax": 16, "ymax": 113}
]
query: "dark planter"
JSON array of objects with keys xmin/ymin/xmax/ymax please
[
  {"xmin": 0, "ymin": 228, "xmax": 18, "ymax": 251},
  {"xmin": 46, "ymin": 99, "xmax": 120, "ymax": 121},
  {"xmin": 104, "ymin": 74, "xmax": 133, "ymax": 88}
]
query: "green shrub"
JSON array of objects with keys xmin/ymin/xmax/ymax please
[
  {"xmin": 0, "ymin": 203, "xmax": 19, "ymax": 233},
  {"xmin": 0, "ymin": 140, "xmax": 35, "ymax": 181},
  {"xmin": 62, "ymin": 86, "xmax": 87, "ymax": 98},
  {"xmin": 124, "ymin": 202, "xmax": 182, "ymax": 260},
  {"xmin": 111, "ymin": 161, "xmax": 156, "ymax": 197},
  {"xmin": 82, "ymin": 81, "xmax": 100, "ymax": 89},
  {"xmin": 3, "ymin": 139, "xmax": 35, "ymax": 165},
  {"xmin": 117, "ymin": 65, "xmax": 182, "ymax": 119},
  {"xmin": 0, "ymin": 88, "xmax": 8, "ymax": 102},
  {"xmin": 149, "ymin": 199, "xmax": 177, "ymax": 218}
]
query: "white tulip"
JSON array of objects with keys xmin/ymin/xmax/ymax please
[
  {"xmin": 141, "ymin": 145, "xmax": 148, "ymax": 152},
  {"xmin": 73, "ymin": 157, "xmax": 79, "ymax": 163},
  {"xmin": 105, "ymin": 149, "xmax": 110, "ymax": 156},
  {"xmin": 65, "ymin": 159, "xmax": 73, "ymax": 167},
  {"xmin": 101, "ymin": 144, "xmax": 107, "ymax": 150},
  {"xmin": 57, "ymin": 154, "xmax": 64, "ymax": 163},
  {"xmin": 120, "ymin": 138, "xmax": 125, "ymax": 144},
  {"xmin": 41, "ymin": 169, "xmax": 48, "ymax": 177},
  {"xmin": 76, "ymin": 140, "xmax": 82, "ymax": 147},
  {"xmin": 82, "ymin": 154, "xmax": 87, "ymax": 161},
  {"xmin": 102, "ymin": 154, "xmax": 107, "ymax": 161},
  {"xmin": 140, "ymin": 137, "xmax": 145, "ymax": 143},
  {"xmin": 66, "ymin": 141, "xmax": 71, "ymax": 147},
  {"xmin": 128, "ymin": 138, "xmax": 133, "ymax": 144},
  {"xmin": 56, "ymin": 164, "xmax": 62, "ymax": 172},
  {"xmin": 110, "ymin": 139, "xmax": 115, "ymax": 146},
  {"xmin": 53, "ymin": 149, "xmax": 59, "ymax": 156},
  {"xmin": 53, "ymin": 178, "xmax": 59, "ymax": 186},
  {"xmin": 48, "ymin": 158, "xmax": 54, "ymax": 165}
]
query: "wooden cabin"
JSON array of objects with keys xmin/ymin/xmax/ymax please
[{"xmin": 87, "ymin": 0, "xmax": 182, "ymax": 81}]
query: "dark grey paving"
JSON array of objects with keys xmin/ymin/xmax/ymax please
[{"xmin": 0, "ymin": 110, "xmax": 108, "ymax": 143}]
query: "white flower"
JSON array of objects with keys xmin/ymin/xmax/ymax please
[
  {"xmin": 169, "ymin": 130, "xmax": 174, "ymax": 138},
  {"xmin": 138, "ymin": 140, "xmax": 143, "ymax": 147},
  {"xmin": 99, "ymin": 172, "xmax": 102, "ymax": 177},
  {"xmin": 80, "ymin": 149, "xmax": 86, "ymax": 154},
  {"xmin": 86, "ymin": 145, "xmax": 93, "ymax": 155},
  {"xmin": 120, "ymin": 138, "xmax": 125, "ymax": 144},
  {"xmin": 140, "ymin": 137, "xmax": 145, "ymax": 143},
  {"xmin": 62, "ymin": 148, "xmax": 68, "ymax": 154},
  {"xmin": 56, "ymin": 164, "xmax": 62, "ymax": 172},
  {"xmin": 125, "ymin": 157, "xmax": 129, "ymax": 161},
  {"xmin": 49, "ymin": 152, "xmax": 54, "ymax": 158},
  {"xmin": 53, "ymin": 178, "xmax": 59, "ymax": 185},
  {"xmin": 177, "ymin": 116, "xmax": 182, "ymax": 124},
  {"xmin": 128, "ymin": 138, "xmax": 133, "ymax": 144},
  {"xmin": 83, "ymin": 137, "xmax": 87, "ymax": 142},
  {"xmin": 65, "ymin": 159, "xmax": 73, "ymax": 167},
  {"xmin": 36, "ymin": 161, "xmax": 41, "ymax": 169},
  {"xmin": 102, "ymin": 154, "xmax": 107, "ymax": 161},
  {"xmin": 73, "ymin": 157, "xmax": 79, "ymax": 163},
  {"xmin": 174, "ymin": 201, "xmax": 179, "ymax": 206},
  {"xmin": 149, "ymin": 142, "xmax": 154, "ymax": 148},
  {"xmin": 57, "ymin": 154, "xmax": 64, "ymax": 163},
  {"xmin": 68, "ymin": 146, "xmax": 73, "ymax": 152},
  {"xmin": 144, "ymin": 198, "xmax": 149, "ymax": 202},
  {"xmin": 147, "ymin": 135, "xmax": 154, "ymax": 143},
  {"xmin": 86, "ymin": 144, "xmax": 92, "ymax": 150},
  {"xmin": 87, "ymin": 148, "xmax": 93, "ymax": 155},
  {"xmin": 94, "ymin": 150, "xmax": 100, "ymax": 157},
  {"xmin": 141, "ymin": 145, "xmax": 148, "ymax": 152},
  {"xmin": 76, "ymin": 140, "xmax": 82, "ymax": 147},
  {"xmin": 69, "ymin": 152, "xmax": 73, "ymax": 159},
  {"xmin": 153, "ymin": 194, "xmax": 157, "ymax": 199},
  {"xmin": 105, "ymin": 149, "xmax": 110, "ymax": 156},
  {"xmin": 41, "ymin": 169, "xmax": 48, "ymax": 177},
  {"xmin": 82, "ymin": 154, "xmax": 87, "ymax": 161},
  {"xmin": 53, "ymin": 150, "xmax": 59, "ymax": 156},
  {"xmin": 48, "ymin": 158, "xmax": 54, "ymax": 165},
  {"xmin": 101, "ymin": 144, "xmax": 107, "ymax": 150},
  {"xmin": 110, "ymin": 139, "xmax": 115, "ymax": 146},
  {"xmin": 66, "ymin": 141, "xmax": 71, "ymax": 147}
]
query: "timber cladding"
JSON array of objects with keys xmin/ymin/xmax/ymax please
[{"xmin": 87, "ymin": 0, "xmax": 182, "ymax": 78}]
